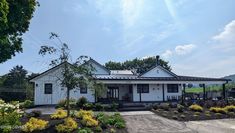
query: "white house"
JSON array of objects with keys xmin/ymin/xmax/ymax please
[{"xmin": 30, "ymin": 57, "xmax": 230, "ymax": 105}]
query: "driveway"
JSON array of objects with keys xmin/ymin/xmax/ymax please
[{"xmin": 121, "ymin": 111, "xmax": 235, "ymax": 133}]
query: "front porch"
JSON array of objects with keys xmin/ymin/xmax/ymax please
[{"xmin": 96, "ymin": 83, "xmax": 183, "ymax": 104}]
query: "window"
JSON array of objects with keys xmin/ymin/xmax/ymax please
[
  {"xmin": 44, "ymin": 83, "xmax": 52, "ymax": 94},
  {"xmin": 137, "ymin": 84, "xmax": 149, "ymax": 93},
  {"xmin": 167, "ymin": 84, "xmax": 179, "ymax": 93},
  {"xmin": 80, "ymin": 85, "xmax": 87, "ymax": 94}
]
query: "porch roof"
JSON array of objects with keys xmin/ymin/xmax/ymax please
[{"xmin": 94, "ymin": 75, "xmax": 230, "ymax": 82}]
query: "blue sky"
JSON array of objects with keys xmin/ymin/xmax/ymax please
[{"xmin": 1, "ymin": 0, "xmax": 235, "ymax": 77}]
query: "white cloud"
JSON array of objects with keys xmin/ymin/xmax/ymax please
[
  {"xmin": 162, "ymin": 50, "xmax": 173, "ymax": 59},
  {"xmin": 175, "ymin": 44, "xmax": 196, "ymax": 55},
  {"xmin": 212, "ymin": 20, "xmax": 235, "ymax": 52},
  {"xmin": 213, "ymin": 20, "xmax": 235, "ymax": 43},
  {"xmin": 161, "ymin": 44, "xmax": 196, "ymax": 59}
]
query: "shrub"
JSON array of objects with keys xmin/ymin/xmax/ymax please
[
  {"xmin": 57, "ymin": 99, "xmax": 76, "ymax": 109},
  {"xmin": 194, "ymin": 112, "xmax": 201, "ymax": 115},
  {"xmin": 205, "ymin": 113, "xmax": 211, "ymax": 117},
  {"xmin": 110, "ymin": 128, "xmax": 116, "ymax": 133},
  {"xmin": 209, "ymin": 107, "xmax": 227, "ymax": 114},
  {"xmin": 224, "ymin": 105, "xmax": 235, "ymax": 112},
  {"xmin": 83, "ymin": 103, "xmax": 94, "ymax": 110},
  {"xmin": 94, "ymin": 103, "xmax": 104, "ymax": 111},
  {"xmin": 228, "ymin": 112, "xmax": 235, "ymax": 116},
  {"xmin": 115, "ymin": 121, "xmax": 126, "ymax": 129},
  {"xmin": 94, "ymin": 126, "xmax": 103, "ymax": 132},
  {"xmin": 205, "ymin": 111, "xmax": 210, "ymax": 114},
  {"xmin": 27, "ymin": 110, "xmax": 42, "ymax": 118},
  {"xmin": 77, "ymin": 128, "xmax": 93, "ymax": 133},
  {"xmin": 77, "ymin": 97, "xmax": 88, "ymax": 108},
  {"xmin": 56, "ymin": 117, "xmax": 78, "ymax": 133},
  {"xmin": 97, "ymin": 114, "xmax": 110, "ymax": 128},
  {"xmin": 215, "ymin": 113, "xmax": 222, "ymax": 117},
  {"xmin": 189, "ymin": 104, "xmax": 203, "ymax": 112},
  {"xmin": 177, "ymin": 104, "xmax": 184, "ymax": 113},
  {"xmin": 76, "ymin": 110, "xmax": 93, "ymax": 119},
  {"xmin": 173, "ymin": 110, "xmax": 178, "ymax": 114},
  {"xmin": 110, "ymin": 102, "xmax": 118, "ymax": 111},
  {"xmin": 23, "ymin": 100, "xmax": 34, "ymax": 108},
  {"xmin": 51, "ymin": 109, "xmax": 67, "ymax": 119},
  {"xmin": 0, "ymin": 100, "xmax": 22, "ymax": 133},
  {"xmin": 152, "ymin": 104, "xmax": 159, "ymax": 110},
  {"xmin": 96, "ymin": 112, "xmax": 105, "ymax": 119},
  {"xmin": 97, "ymin": 113, "xmax": 125, "ymax": 129},
  {"xmin": 22, "ymin": 117, "xmax": 48, "ymax": 132},
  {"xmin": 172, "ymin": 115, "xmax": 178, "ymax": 120},
  {"xmin": 159, "ymin": 103, "xmax": 170, "ymax": 111},
  {"xmin": 81, "ymin": 115, "xmax": 98, "ymax": 127},
  {"xmin": 180, "ymin": 114, "xmax": 186, "ymax": 119}
]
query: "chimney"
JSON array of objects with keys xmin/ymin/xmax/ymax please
[{"xmin": 156, "ymin": 55, "xmax": 160, "ymax": 66}]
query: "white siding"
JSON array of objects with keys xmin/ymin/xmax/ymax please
[
  {"xmin": 141, "ymin": 66, "xmax": 173, "ymax": 77},
  {"xmin": 132, "ymin": 84, "xmax": 183, "ymax": 102},
  {"xmin": 90, "ymin": 62, "xmax": 109, "ymax": 75},
  {"xmin": 34, "ymin": 67, "xmax": 94, "ymax": 105},
  {"xmin": 164, "ymin": 84, "xmax": 182, "ymax": 101},
  {"xmin": 133, "ymin": 84, "xmax": 164, "ymax": 102}
]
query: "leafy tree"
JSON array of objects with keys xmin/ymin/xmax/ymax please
[
  {"xmin": 3, "ymin": 65, "xmax": 28, "ymax": 88},
  {"xmin": 0, "ymin": 65, "xmax": 33, "ymax": 101},
  {"xmin": 0, "ymin": 0, "xmax": 39, "ymax": 63},
  {"xmin": 105, "ymin": 56, "xmax": 171, "ymax": 74},
  {"xmin": 39, "ymin": 33, "xmax": 105, "ymax": 116}
]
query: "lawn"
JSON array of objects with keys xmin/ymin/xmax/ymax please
[{"xmin": 185, "ymin": 86, "xmax": 223, "ymax": 93}]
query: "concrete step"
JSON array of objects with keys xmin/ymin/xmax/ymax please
[{"xmin": 118, "ymin": 106, "xmax": 148, "ymax": 111}]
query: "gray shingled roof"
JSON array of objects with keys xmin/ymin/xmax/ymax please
[{"xmin": 94, "ymin": 74, "xmax": 230, "ymax": 81}]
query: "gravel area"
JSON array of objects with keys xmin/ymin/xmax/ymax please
[{"xmin": 121, "ymin": 111, "xmax": 235, "ymax": 133}]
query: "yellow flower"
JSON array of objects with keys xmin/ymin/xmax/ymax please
[
  {"xmin": 22, "ymin": 117, "xmax": 48, "ymax": 132},
  {"xmin": 81, "ymin": 115, "xmax": 98, "ymax": 127},
  {"xmin": 56, "ymin": 117, "xmax": 78, "ymax": 133},
  {"xmin": 76, "ymin": 109, "xmax": 93, "ymax": 119},
  {"xmin": 51, "ymin": 109, "xmax": 67, "ymax": 119}
]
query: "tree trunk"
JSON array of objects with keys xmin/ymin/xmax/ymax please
[{"xmin": 66, "ymin": 87, "xmax": 70, "ymax": 117}]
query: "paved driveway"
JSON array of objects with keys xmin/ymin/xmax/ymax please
[{"xmin": 121, "ymin": 111, "xmax": 235, "ymax": 133}]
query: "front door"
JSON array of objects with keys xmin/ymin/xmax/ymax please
[{"xmin": 107, "ymin": 87, "xmax": 119, "ymax": 101}]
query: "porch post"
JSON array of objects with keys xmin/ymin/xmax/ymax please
[
  {"xmin": 162, "ymin": 84, "xmax": 165, "ymax": 102},
  {"xmin": 182, "ymin": 84, "xmax": 186, "ymax": 104},
  {"xmin": 222, "ymin": 83, "xmax": 226, "ymax": 100},
  {"xmin": 203, "ymin": 84, "xmax": 206, "ymax": 101}
]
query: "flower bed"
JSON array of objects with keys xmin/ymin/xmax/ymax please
[
  {"xmin": 152, "ymin": 102, "xmax": 235, "ymax": 121},
  {"xmin": 13, "ymin": 109, "xmax": 127, "ymax": 133}
]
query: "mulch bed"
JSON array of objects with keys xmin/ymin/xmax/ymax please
[
  {"xmin": 152, "ymin": 108, "xmax": 235, "ymax": 121},
  {"xmin": 12, "ymin": 115, "xmax": 128, "ymax": 133}
]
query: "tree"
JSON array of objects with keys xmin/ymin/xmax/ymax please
[
  {"xmin": 39, "ymin": 33, "xmax": 104, "ymax": 116},
  {"xmin": 0, "ymin": 65, "xmax": 33, "ymax": 101},
  {"xmin": 0, "ymin": 0, "xmax": 39, "ymax": 63},
  {"xmin": 3, "ymin": 65, "xmax": 28, "ymax": 88},
  {"xmin": 105, "ymin": 56, "xmax": 171, "ymax": 74}
]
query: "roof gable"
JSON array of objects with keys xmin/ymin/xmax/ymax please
[
  {"xmin": 86, "ymin": 59, "xmax": 110, "ymax": 75},
  {"xmin": 140, "ymin": 65, "xmax": 177, "ymax": 77}
]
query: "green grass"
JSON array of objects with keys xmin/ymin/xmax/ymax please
[{"xmin": 185, "ymin": 86, "xmax": 223, "ymax": 93}]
